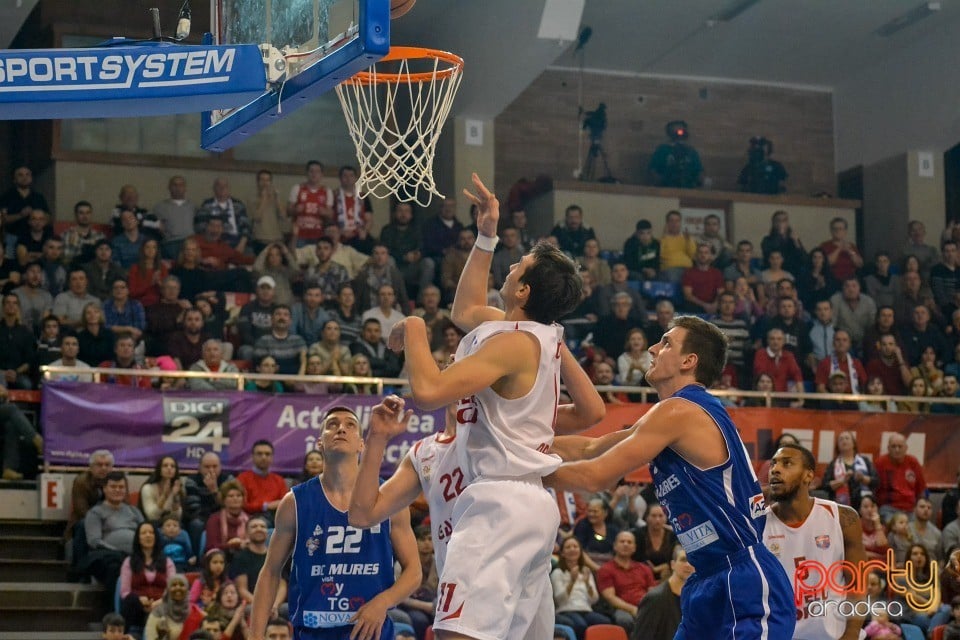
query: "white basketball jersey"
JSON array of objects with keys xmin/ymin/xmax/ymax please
[
  {"xmin": 764, "ymin": 498, "xmax": 846, "ymax": 640},
  {"xmin": 453, "ymin": 320, "xmax": 564, "ymax": 481},
  {"xmin": 408, "ymin": 432, "xmax": 462, "ymax": 575}
]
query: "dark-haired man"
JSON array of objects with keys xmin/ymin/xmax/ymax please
[
  {"xmin": 550, "ymin": 314, "xmax": 796, "ymax": 639},
  {"xmin": 62, "ymin": 200, "xmax": 106, "ymax": 267},
  {"xmin": 1, "ymin": 166, "xmax": 49, "ymax": 253},
  {"xmin": 16, "ymin": 209, "xmax": 53, "ymax": 267},
  {"xmin": 237, "ymin": 440, "xmax": 287, "ymax": 523},
  {"xmin": 253, "ymin": 305, "xmax": 306, "ymax": 376},
  {"xmin": 83, "ymin": 471, "xmax": 144, "ymax": 605},
  {"xmin": 53, "ymin": 269, "xmax": 100, "ymax": 330},
  {"xmin": 83, "ymin": 240, "xmax": 127, "ymax": 301},
  {"xmin": 764, "ymin": 444, "xmax": 866, "ymax": 640},
  {"xmin": 13, "ymin": 262, "xmax": 53, "ymax": 333},
  {"xmin": 386, "ymin": 174, "xmax": 587, "ymax": 640}
]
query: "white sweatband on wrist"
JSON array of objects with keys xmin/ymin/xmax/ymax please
[{"xmin": 474, "ymin": 234, "xmax": 499, "ymax": 253}]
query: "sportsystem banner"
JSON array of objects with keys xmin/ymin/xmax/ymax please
[
  {"xmin": 42, "ymin": 383, "xmax": 959, "ymax": 485},
  {"xmin": 0, "ymin": 41, "xmax": 265, "ymax": 119},
  {"xmin": 42, "ymin": 383, "xmax": 444, "ymax": 477}
]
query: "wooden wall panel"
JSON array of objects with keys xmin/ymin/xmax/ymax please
[{"xmin": 495, "ymin": 70, "xmax": 835, "ymax": 202}]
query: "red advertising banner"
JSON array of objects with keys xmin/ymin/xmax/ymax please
[{"xmin": 577, "ymin": 405, "xmax": 960, "ymax": 488}]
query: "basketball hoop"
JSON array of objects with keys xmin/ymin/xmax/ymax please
[{"xmin": 335, "ymin": 46, "xmax": 463, "ymax": 206}]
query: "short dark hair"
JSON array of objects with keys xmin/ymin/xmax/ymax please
[
  {"xmin": 306, "ymin": 160, "xmax": 323, "ymax": 172},
  {"xmin": 252, "ymin": 439, "xmax": 274, "ymax": 453},
  {"xmin": 265, "ymin": 618, "xmax": 291, "ymax": 634},
  {"xmin": 74, "ymin": 200, "xmax": 92, "ymax": 214},
  {"xmin": 669, "ymin": 316, "xmax": 728, "ymax": 386},
  {"xmin": 113, "ymin": 330, "xmax": 135, "ymax": 347},
  {"xmin": 105, "ymin": 470, "xmax": 127, "ymax": 484},
  {"xmin": 323, "ymin": 406, "xmax": 360, "ymax": 425},
  {"xmin": 272, "ymin": 304, "xmax": 291, "ymax": 315},
  {"xmin": 362, "ymin": 318, "xmax": 381, "ymax": 328},
  {"xmin": 189, "ymin": 631, "xmax": 215, "ymax": 640},
  {"xmin": 316, "ymin": 236, "xmax": 334, "ymax": 248},
  {"xmin": 102, "ymin": 612, "xmax": 126, "ymax": 631},
  {"xmin": 338, "ymin": 165, "xmax": 357, "ymax": 179},
  {"xmin": 830, "ymin": 217, "xmax": 847, "ymax": 230},
  {"xmin": 778, "ymin": 443, "xmax": 816, "ymax": 471},
  {"xmin": 518, "ymin": 241, "xmax": 581, "ymax": 324}
]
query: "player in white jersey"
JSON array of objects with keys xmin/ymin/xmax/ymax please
[
  {"xmin": 349, "ymin": 350, "xmax": 604, "ymax": 639},
  {"xmin": 765, "ymin": 444, "xmax": 867, "ymax": 640},
  {"xmin": 385, "ymin": 173, "xmax": 589, "ymax": 640}
]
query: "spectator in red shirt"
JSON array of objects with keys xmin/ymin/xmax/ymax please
[
  {"xmin": 819, "ymin": 217, "xmax": 863, "ymax": 282},
  {"xmin": 236, "ymin": 439, "xmax": 288, "ymax": 526},
  {"xmin": 752, "ymin": 328, "xmax": 805, "ymax": 407},
  {"xmin": 865, "ymin": 334, "xmax": 913, "ymax": 396},
  {"xmin": 875, "ymin": 433, "xmax": 927, "ymax": 521},
  {"xmin": 815, "ymin": 330, "xmax": 867, "ymax": 394},
  {"xmin": 681, "ymin": 243, "xmax": 724, "ymax": 314},
  {"xmin": 597, "ymin": 530, "xmax": 656, "ymax": 636},
  {"xmin": 191, "ymin": 216, "xmax": 254, "ymax": 270}
]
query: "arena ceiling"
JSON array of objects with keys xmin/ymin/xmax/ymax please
[{"xmin": 392, "ymin": 0, "xmax": 960, "ymax": 118}]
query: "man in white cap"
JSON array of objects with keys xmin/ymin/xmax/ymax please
[{"xmin": 238, "ymin": 275, "xmax": 278, "ymax": 361}]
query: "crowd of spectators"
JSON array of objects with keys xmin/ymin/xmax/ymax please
[
  {"xmin": 3, "ymin": 163, "xmax": 960, "ymax": 416},
  {"xmin": 4, "ymin": 163, "xmax": 960, "ymax": 637}
]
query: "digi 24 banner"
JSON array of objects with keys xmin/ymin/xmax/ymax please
[{"xmin": 41, "ymin": 382, "xmax": 444, "ymax": 476}]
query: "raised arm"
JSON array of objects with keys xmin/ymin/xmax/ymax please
[
  {"xmin": 349, "ymin": 507, "xmax": 422, "ymax": 640},
  {"xmin": 389, "ymin": 318, "xmax": 539, "ymax": 410},
  {"xmin": 550, "ymin": 400, "xmax": 701, "ymax": 492},
  {"xmin": 838, "ymin": 504, "xmax": 867, "ymax": 640},
  {"xmin": 451, "ymin": 173, "xmax": 505, "ymax": 332},
  {"xmin": 249, "ymin": 493, "xmax": 296, "ymax": 640},
  {"xmin": 555, "ymin": 342, "xmax": 605, "ymax": 435},
  {"xmin": 348, "ymin": 396, "xmax": 422, "ymax": 528}
]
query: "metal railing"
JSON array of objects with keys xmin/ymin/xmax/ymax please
[{"xmin": 38, "ymin": 365, "xmax": 960, "ymax": 409}]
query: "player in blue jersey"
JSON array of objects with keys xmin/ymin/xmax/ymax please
[
  {"xmin": 249, "ymin": 406, "xmax": 421, "ymax": 640},
  {"xmin": 549, "ymin": 316, "xmax": 795, "ymax": 639}
]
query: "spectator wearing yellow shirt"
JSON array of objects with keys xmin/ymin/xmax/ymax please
[{"xmin": 659, "ymin": 210, "xmax": 697, "ymax": 284}]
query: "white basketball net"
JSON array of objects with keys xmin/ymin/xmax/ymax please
[{"xmin": 335, "ymin": 48, "xmax": 463, "ymax": 207}]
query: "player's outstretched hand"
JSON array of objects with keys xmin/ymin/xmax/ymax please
[
  {"xmin": 348, "ymin": 594, "xmax": 389, "ymax": 640},
  {"xmin": 369, "ymin": 395, "xmax": 414, "ymax": 440},
  {"xmin": 462, "ymin": 172, "xmax": 499, "ymax": 239}
]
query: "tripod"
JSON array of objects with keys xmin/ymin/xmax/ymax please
[{"xmin": 580, "ymin": 135, "xmax": 615, "ymax": 183}]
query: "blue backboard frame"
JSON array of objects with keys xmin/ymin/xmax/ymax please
[{"xmin": 200, "ymin": 0, "xmax": 389, "ymax": 152}]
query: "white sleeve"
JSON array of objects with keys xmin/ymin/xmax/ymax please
[{"xmin": 288, "ymin": 184, "xmax": 301, "ymax": 205}]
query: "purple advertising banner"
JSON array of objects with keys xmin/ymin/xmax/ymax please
[{"xmin": 41, "ymin": 382, "xmax": 444, "ymax": 477}]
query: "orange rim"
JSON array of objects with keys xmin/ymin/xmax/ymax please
[{"xmin": 342, "ymin": 46, "xmax": 463, "ymax": 85}]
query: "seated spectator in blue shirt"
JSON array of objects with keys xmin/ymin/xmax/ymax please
[
  {"xmin": 158, "ymin": 512, "xmax": 195, "ymax": 572},
  {"xmin": 110, "ymin": 209, "xmax": 147, "ymax": 269},
  {"xmin": 103, "ymin": 279, "xmax": 146, "ymax": 346}
]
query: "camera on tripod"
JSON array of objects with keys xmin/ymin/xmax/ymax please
[{"xmin": 582, "ymin": 103, "xmax": 607, "ymax": 143}]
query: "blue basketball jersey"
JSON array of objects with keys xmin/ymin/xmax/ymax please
[
  {"xmin": 650, "ymin": 384, "xmax": 768, "ymax": 571},
  {"xmin": 288, "ymin": 477, "xmax": 394, "ymax": 631}
]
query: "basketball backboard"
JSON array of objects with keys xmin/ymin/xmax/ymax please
[{"xmin": 201, "ymin": 0, "xmax": 389, "ymax": 152}]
